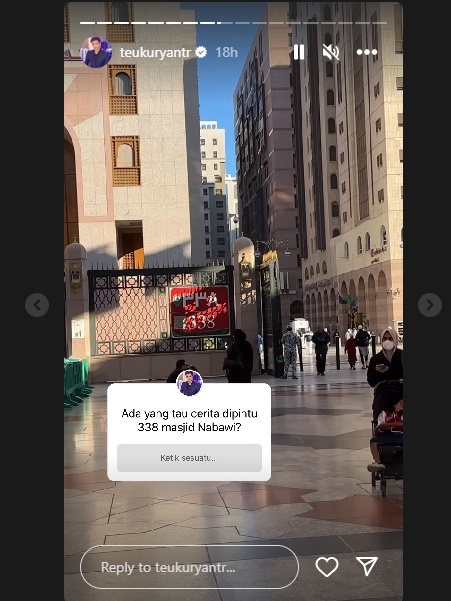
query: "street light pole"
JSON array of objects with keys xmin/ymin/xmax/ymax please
[
  {"xmin": 228, "ymin": 214, "xmax": 239, "ymax": 261},
  {"xmin": 254, "ymin": 239, "xmax": 291, "ymax": 258},
  {"xmin": 253, "ymin": 238, "xmax": 291, "ymax": 378}
]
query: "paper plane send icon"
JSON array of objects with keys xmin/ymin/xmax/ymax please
[{"xmin": 356, "ymin": 557, "xmax": 378, "ymax": 576}]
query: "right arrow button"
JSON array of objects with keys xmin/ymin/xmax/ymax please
[{"xmin": 418, "ymin": 293, "xmax": 442, "ymax": 318}]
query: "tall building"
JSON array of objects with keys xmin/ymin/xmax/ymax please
[
  {"xmin": 199, "ymin": 121, "xmax": 230, "ymax": 263},
  {"xmin": 226, "ymin": 174, "xmax": 239, "ymax": 258},
  {"xmin": 234, "ymin": 2, "xmax": 303, "ymax": 326},
  {"xmin": 64, "ymin": 2, "xmax": 205, "ymax": 267},
  {"xmin": 290, "ymin": 2, "xmax": 403, "ymax": 335}
]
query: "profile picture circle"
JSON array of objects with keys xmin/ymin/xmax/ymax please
[
  {"xmin": 80, "ymin": 36, "xmax": 112, "ymax": 69},
  {"xmin": 177, "ymin": 370, "xmax": 203, "ymax": 397}
]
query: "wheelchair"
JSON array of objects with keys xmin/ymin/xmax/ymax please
[{"xmin": 370, "ymin": 380, "xmax": 403, "ymax": 497}]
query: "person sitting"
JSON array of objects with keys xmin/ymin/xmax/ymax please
[
  {"xmin": 180, "ymin": 370, "xmax": 201, "ymax": 396},
  {"xmin": 367, "ymin": 327, "xmax": 403, "ymax": 387},
  {"xmin": 368, "ymin": 390, "xmax": 403, "ymax": 472},
  {"xmin": 166, "ymin": 359, "xmax": 189, "ymax": 383}
]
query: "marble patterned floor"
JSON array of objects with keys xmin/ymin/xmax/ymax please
[{"xmin": 64, "ymin": 356, "xmax": 402, "ymax": 601}]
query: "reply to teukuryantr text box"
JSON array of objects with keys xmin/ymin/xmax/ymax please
[{"xmin": 107, "ymin": 383, "xmax": 271, "ymax": 481}]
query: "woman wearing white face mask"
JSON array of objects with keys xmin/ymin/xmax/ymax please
[{"xmin": 367, "ymin": 327, "xmax": 403, "ymax": 389}]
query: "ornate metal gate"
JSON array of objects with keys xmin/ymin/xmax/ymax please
[
  {"xmin": 260, "ymin": 253, "xmax": 283, "ymax": 376},
  {"xmin": 88, "ymin": 266, "xmax": 234, "ymax": 356}
]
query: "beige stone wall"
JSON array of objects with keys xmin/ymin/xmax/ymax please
[
  {"xmin": 89, "ymin": 351, "xmax": 227, "ymax": 384},
  {"xmin": 292, "ymin": 2, "xmax": 402, "ymax": 333},
  {"xmin": 64, "ymin": 2, "xmax": 205, "ymax": 267},
  {"xmin": 303, "ymin": 258, "xmax": 402, "ymax": 335}
]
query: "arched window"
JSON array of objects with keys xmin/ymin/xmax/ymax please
[
  {"xmin": 316, "ymin": 263, "xmax": 320, "ymax": 274},
  {"xmin": 326, "ymin": 61, "xmax": 333, "ymax": 77},
  {"xmin": 365, "ymin": 232, "xmax": 371, "ymax": 251},
  {"xmin": 327, "ymin": 90, "xmax": 335, "ymax": 105},
  {"xmin": 328, "ymin": 118, "xmax": 336, "ymax": 133},
  {"xmin": 323, "ymin": 5, "xmax": 332, "ymax": 21},
  {"xmin": 117, "ymin": 143, "xmax": 134, "ymax": 167},
  {"xmin": 344, "ymin": 242, "xmax": 349, "ymax": 258},
  {"xmin": 330, "ymin": 174, "xmax": 338, "ymax": 189},
  {"xmin": 324, "ymin": 34, "xmax": 332, "ymax": 46},
  {"xmin": 357, "ymin": 236, "xmax": 363, "ymax": 254},
  {"xmin": 332, "ymin": 228, "xmax": 340, "ymax": 237},
  {"xmin": 112, "ymin": 2, "xmax": 129, "ymax": 21},
  {"xmin": 381, "ymin": 226, "xmax": 387, "ymax": 246},
  {"xmin": 310, "ymin": 266, "xmax": 314, "ymax": 277},
  {"xmin": 331, "ymin": 201, "xmax": 339, "ymax": 217},
  {"xmin": 329, "ymin": 145, "xmax": 337, "ymax": 161},
  {"xmin": 305, "ymin": 268, "xmax": 309, "ymax": 281},
  {"xmin": 201, "ymin": 124, "xmax": 206, "ymax": 129},
  {"xmin": 322, "ymin": 261, "xmax": 327, "ymax": 274},
  {"xmin": 114, "ymin": 72, "xmax": 132, "ymax": 95}
]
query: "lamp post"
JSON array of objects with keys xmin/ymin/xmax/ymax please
[
  {"xmin": 228, "ymin": 214, "xmax": 239, "ymax": 240},
  {"xmin": 254, "ymin": 239, "xmax": 291, "ymax": 259},
  {"xmin": 253, "ymin": 239, "xmax": 291, "ymax": 378},
  {"xmin": 228, "ymin": 214, "xmax": 239, "ymax": 263}
]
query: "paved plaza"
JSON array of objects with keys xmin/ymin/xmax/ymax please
[{"xmin": 64, "ymin": 354, "xmax": 403, "ymax": 601}]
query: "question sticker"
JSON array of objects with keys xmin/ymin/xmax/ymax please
[{"xmin": 107, "ymin": 383, "xmax": 271, "ymax": 481}]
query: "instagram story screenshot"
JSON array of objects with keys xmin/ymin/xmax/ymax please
[{"xmin": 62, "ymin": 2, "xmax": 409, "ymax": 600}]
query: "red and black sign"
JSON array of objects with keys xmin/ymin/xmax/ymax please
[{"xmin": 170, "ymin": 286, "xmax": 230, "ymax": 337}]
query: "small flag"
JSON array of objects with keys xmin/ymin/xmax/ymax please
[
  {"xmin": 348, "ymin": 295, "xmax": 356, "ymax": 307},
  {"xmin": 338, "ymin": 294, "xmax": 347, "ymax": 305}
]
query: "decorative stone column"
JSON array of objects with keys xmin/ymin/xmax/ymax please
[
  {"xmin": 232, "ymin": 237, "xmax": 259, "ymax": 376},
  {"xmin": 64, "ymin": 239, "xmax": 90, "ymax": 358}
]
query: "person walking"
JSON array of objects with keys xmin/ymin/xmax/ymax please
[
  {"xmin": 223, "ymin": 329, "xmax": 254, "ymax": 383},
  {"xmin": 281, "ymin": 325, "xmax": 299, "ymax": 379},
  {"xmin": 305, "ymin": 331, "xmax": 313, "ymax": 355},
  {"xmin": 258, "ymin": 333, "xmax": 264, "ymax": 373},
  {"xmin": 355, "ymin": 324, "xmax": 371, "ymax": 368},
  {"xmin": 344, "ymin": 333, "xmax": 358, "ymax": 369},
  {"xmin": 312, "ymin": 327, "xmax": 331, "ymax": 376}
]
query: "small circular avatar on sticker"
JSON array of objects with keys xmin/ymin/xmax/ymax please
[{"xmin": 177, "ymin": 369, "xmax": 203, "ymax": 397}]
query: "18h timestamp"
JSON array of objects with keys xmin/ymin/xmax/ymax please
[{"xmin": 216, "ymin": 47, "xmax": 238, "ymax": 58}]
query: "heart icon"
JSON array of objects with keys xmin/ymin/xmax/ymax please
[{"xmin": 315, "ymin": 557, "xmax": 339, "ymax": 577}]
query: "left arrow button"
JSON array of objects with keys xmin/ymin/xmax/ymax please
[{"xmin": 25, "ymin": 293, "xmax": 49, "ymax": 317}]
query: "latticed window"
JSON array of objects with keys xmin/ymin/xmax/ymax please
[
  {"xmin": 112, "ymin": 136, "xmax": 140, "ymax": 186},
  {"xmin": 105, "ymin": 2, "xmax": 134, "ymax": 42},
  {"xmin": 64, "ymin": 4, "xmax": 69, "ymax": 42},
  {"xmin": 108, "ymin": 65, "xmax": 137, "ymax": 114}
]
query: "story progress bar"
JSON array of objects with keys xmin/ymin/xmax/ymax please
[{"xmin": 79, "ymin": 21, "xmax": 387, "ymax": 25}]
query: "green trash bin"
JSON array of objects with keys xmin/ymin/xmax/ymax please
[
  {"xmin": 64, "ymin": 358, "xmax": 90, "ymax": 408},
  {"xmin": 81, "ymin": 358, "xmax": 93, "ymax": 394}
]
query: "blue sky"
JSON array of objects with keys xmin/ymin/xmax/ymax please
[{"xmin": 181, "ymin": 2, "xmax": 265, "ymax": 175}]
